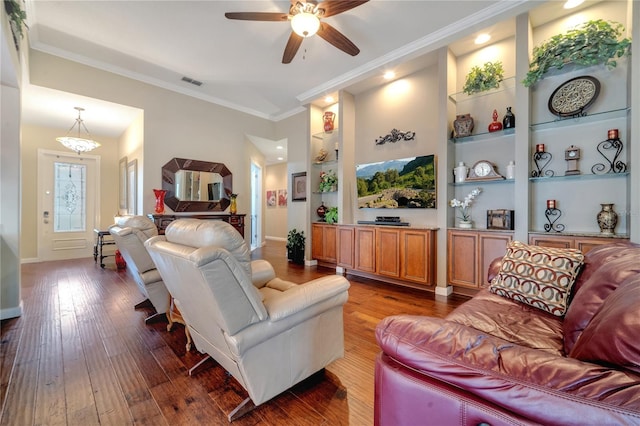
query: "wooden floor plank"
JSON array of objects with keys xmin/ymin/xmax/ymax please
[{"xmin": 0, "ymin": 240, "xmax": 467, "ymax": 425}]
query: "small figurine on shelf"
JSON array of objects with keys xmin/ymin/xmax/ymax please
[
  {"xmin": 502, "ymin": 106, "xmax": 515, "ymax": 129},
  {"xmin": 488, "ymin": 109, "xmax": 503, "ymax": 132},
  {"xmin": 315, "ymin": 148, "xmax": 328, "ymax": 163}
]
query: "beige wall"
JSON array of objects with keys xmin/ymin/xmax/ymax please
[
  {"xmin": 264, "ymin": 163, "xmax": 288, "ymax": 240},
  {"xmin": 20, "ymin": 124, "xmax": 121, "ymax": 260},
  {"xmin": 28, "ymin": 50, "xmax": 288, "ymax": 245},
  {"xmin": 353, "ymin": 65, "xmax": 440, "ymax": 228},
  {"xmin": 118, "ymin": 111, "xmax": 144, "ymax": 215},
  {"xmin": 29, "ymin": 51, "xmax": 277, "ymax": 213}
]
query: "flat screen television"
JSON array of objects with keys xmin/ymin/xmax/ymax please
[{"xmin": 356, "ymin": 155, "xmax": 436, "ymax": 209}]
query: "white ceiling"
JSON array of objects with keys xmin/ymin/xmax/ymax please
[{"xmin": 20, "ymin": 0, "xmax": 584, "ymax": 164}]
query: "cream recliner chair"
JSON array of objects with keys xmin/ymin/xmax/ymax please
[
  {"xmin": 146, "ymin": 219, "xmax": 350, "ymax": 421},
  {"xmin": 108, "ymin": 216, "xmax": 171, "ymax": 324}
]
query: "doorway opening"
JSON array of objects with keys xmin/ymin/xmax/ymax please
[{"xmin": 250, "ymin": 162, "xmax": 262, "ymax": 251}]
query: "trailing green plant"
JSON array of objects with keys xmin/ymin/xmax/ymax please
[
  {"xmin": 462, "ymin": 61, "xmax": 504, "ymax": 95},
  {"xmin": 4, "ymin": 0, "xmax": 27, "ymax": 41},
  {"xmin": 523, "ymin": 19, "xmax": 631, "ymax": 87},
  {"xmin": 324, "ymin": 207, "xmax": 338, "ymax": 225}
]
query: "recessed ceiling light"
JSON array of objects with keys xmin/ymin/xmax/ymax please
[
  {"xmin": 324, "ymin": 96, "xmax": 335, "ymax": 103},
  {"xmin": 277, "ymin": 157, "xmax": 284, "ymax": 161},
  {"xmin": 563, "ymin": 0, "xmax": 584, "ymax": 9},
  {"xmin": 474, "ymin": 33, "xmax": 491, "ymax": 45},
  {"xmin": 383, "ymin": 71, "xmax": 395, "ymax": 80},
  {"xmin": 276, "ymin": 145, "xmax": 283, "ymax": 150}
]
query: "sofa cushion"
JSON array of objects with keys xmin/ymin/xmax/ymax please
[
  {"xmin": 569, "ymin": 275, "xmax": 640, "ymax": 374},
  {"xmin": 563, "ymin": 242, "xmax": 640, "ymax": 354},
  {"xmin": 489, "ymin": 241, "xmax": 584, "ymax": 317}
]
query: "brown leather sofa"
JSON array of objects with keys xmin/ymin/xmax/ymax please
[{"xmin": 375, "ymin": 241, "xmax": 640, "ymax": 426}]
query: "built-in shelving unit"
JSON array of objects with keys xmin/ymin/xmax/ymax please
[{"xmin": 302, "ymin": 1, "xmax": 637, "ymax": 295}]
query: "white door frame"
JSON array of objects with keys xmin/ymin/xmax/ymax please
[
  {"xmin": 37, "ymin": 149, "xmax": 101, "ymax": 261},
  {"xmin": 251, "ymin": 161, "xmax": 262, "ymax": 250}
]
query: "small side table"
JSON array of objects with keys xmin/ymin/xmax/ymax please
[{"xmin": 93, "ymin": 229, "xmax": 116, "ymax": 268}]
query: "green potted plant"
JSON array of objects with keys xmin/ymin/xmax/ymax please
[
  {"xmin": 523, "ymin": 19, "xmax": 631, "ymax": 87},
  {"xmin": 463, "ymin": 61, "xmax": 504, "ymax": 95},
  {"xmin": 286, "ymin": 228, "xmax": 305, "ymax": 265},
  {"xmin": 324, "ymin": 207, "xmax": 338, "ymax": 225},
  {"xmin": 318, "ymin": 170, "xmax": 337, "ymax": 192}
]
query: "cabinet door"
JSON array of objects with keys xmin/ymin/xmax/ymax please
[
  {"xmin": 337, "ymin": 226, "xmax": 355, "ymax": 268},
  {"xmin": 355, "ymin": 228, "xmax": 376, "ymax": 272},
  {"xmin": 377, "ymin": 228, "xmax": 400, "ymax": 278},
  {"xmin": 312, "ymin": 223, "xmax": 337, "ymax": 263},
  {"xmin": 575, "ymin": 237, "xmax": 628, "ymax": 254},
  {"xmin": 529, "ymin": 235, "xmax": 574, "ymax": 249},
  {"xmin": 322, "ymin": 225, "xmax": 337, "ymax": 263},
  {"xmin": 478, "ymin": 233, "xmax": 512, "ymax": 286},
  {"xmin": 355, "ymin": 227, "xmax": 376, "ymax": 273},
  {"xmin": 400, "ymin": 229, "xmax": 434, "ymax": 285},
  {"xmin": 447, "ymin": 230, "xmax": 478, "ymax": 288},
  {"xmin": 311, "ymin": 224, "xmax": 325, "ymax": 260}
]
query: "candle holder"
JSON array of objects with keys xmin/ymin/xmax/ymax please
[
  {"xmin": 544, "ymin": 208, "xmax": 565, "ymax": 233},
  {"xmin": 591, "ymin": 130, "xmax": 627, "ymax": 174},
  {"xmin": 531, "ymin": 151, "xmax": 554, "ymax": 177}
]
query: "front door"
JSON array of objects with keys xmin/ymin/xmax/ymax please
[{"xmin": 37, "ymin": 149, "xmax": 100, "ymax": 261}]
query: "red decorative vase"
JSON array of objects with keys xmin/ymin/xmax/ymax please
[
  {"xmin": 316, "ymin": 202, "xmax": 327, "ymax": 221},
  {"xmin": 488, "ymin": 109, "xmax": 503, "ymax": 132},
  {"xmin": 153, "ymin": 189, "xmax": 166, "ymax": 214},
  {"xmin": 323, "ymin": 111, "xmax": 335, "ymax": 132}
]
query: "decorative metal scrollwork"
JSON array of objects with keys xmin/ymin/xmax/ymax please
[
  {"xmin": 375, "ymin": 129, "xmax": 416, "ymax": 145},
  {"xmin": 544, "ymin": 208, "xmax": 565, "ymax": 233},
  {"xmin": 531, "ymin": 151, "xmax": 554, "ymax": 177},
  {"xmin": 591, "ymin": 137, "xmax": 627, "ymax": 175}
]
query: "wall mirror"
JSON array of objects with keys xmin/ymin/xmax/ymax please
[{"xmin": 162, "ymin": 158, "xmax": 232, "ymax": 212}]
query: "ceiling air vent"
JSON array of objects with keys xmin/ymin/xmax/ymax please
[{"xmin": 181, "ymin": 76, "xmax": 203, "ymax": 86}]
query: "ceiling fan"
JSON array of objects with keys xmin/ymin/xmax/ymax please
[{"xmin": 225, "ymin": 1, "xmax": 369, "ymax": 64}]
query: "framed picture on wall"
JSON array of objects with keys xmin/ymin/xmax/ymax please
[
  {"xmin": 266, "ymin": 190, "xmax": 276, "ymax": 207},
  {"xmin": 291, "ymin": 172, "xmax": 306, "ymax": 202},
  {"xmin": 119, "ymin": 156, "xmax": 128, "ymax": 210},
  {"xmin": 278, "ymin": 189, "xmax": 287, "ymax": 207}
]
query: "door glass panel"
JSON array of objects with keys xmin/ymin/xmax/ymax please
[{"xmin": 54, "ymin": 162, "xmax": 86, "ymax": 232}]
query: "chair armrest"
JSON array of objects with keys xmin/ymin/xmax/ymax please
[
  {"xmin": 264, "ymin": 275, "xmax": 350, "ymax": 321},
  {"xmin": 251, "ymin": 259, "xmax": 276, "ymax": 288}
]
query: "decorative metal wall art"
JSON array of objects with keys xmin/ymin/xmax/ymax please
[
  {"xmin": 591, "ymin": 129, "xmax": 627, "ymax": 174},
  {"xmin": 375, "ymin": 129, "xmax": 416, "ymax": 145}
]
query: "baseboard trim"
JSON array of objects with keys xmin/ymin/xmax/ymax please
[
  {"xmin": 265, "ymin": 236, "xmax": 286, "ymax": 242},
  {"xmin": 21, "ymin": 257, "xmax": 40, "ymax": 264},
  {"xmin": 0, "ymin": 301, "xmax": 23, "ymax": 320},
  {"xmin": 435, "ymin": 285, "xmax": 453, "ymax": 297}
]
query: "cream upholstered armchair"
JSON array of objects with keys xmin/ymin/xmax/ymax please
[
  {"xmin": 108, "ymin": 216, "xmax": 171, "ymax": 324},
  {"xmin": 146, "ymin": 219, "xmax": 350, "ymax": 421}
]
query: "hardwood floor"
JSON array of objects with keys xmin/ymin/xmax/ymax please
[{"xmin": 1, "ymin": 240, "xmax": 468, "ymax": 425}]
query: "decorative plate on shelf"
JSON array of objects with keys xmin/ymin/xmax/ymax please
[{"xmin": 548, "ymin": 76, "xmax": 600, "ymax": 118}]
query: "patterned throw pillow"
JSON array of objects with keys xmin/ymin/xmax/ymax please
[{"xmin": 489, "ymin": 241, "xmax": 585, "ymax": 316}]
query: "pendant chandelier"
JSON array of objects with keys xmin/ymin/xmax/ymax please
[{"xmin": 56, "ymin": 107, "xmax": 101, "ymax": 154}]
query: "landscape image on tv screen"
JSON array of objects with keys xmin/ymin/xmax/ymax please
[{"xmin": 356, "ymin": 155, "xmax": 436, "ymax": 209}]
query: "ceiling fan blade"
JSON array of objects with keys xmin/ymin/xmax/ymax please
[
  {"xmin": 224, "ymin": 12, "xmax": 289, "ymax": 21},
  {"xmin": 282, "ymin": 32, "xmax": 304, "ymax": 64},
  {"xmin": 320, "ymin": 0, "xmax": 369, "ymax": 18},
  {"xmin": 317, "ymin": 22, "xmax": 360, "ymax": 56}
]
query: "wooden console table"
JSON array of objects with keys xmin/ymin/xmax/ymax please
[{"xmin": 148, "ymin": 213, "xmax": 246, "ymax": 238}]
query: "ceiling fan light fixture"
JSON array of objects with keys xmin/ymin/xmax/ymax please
[
  {"xmin": 291, "ymin": 12, "xmax": 320, "ymax": 37},
  {"xmin": 56, "ymin": 107, "xmax": 101, "ymax": 154}
]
